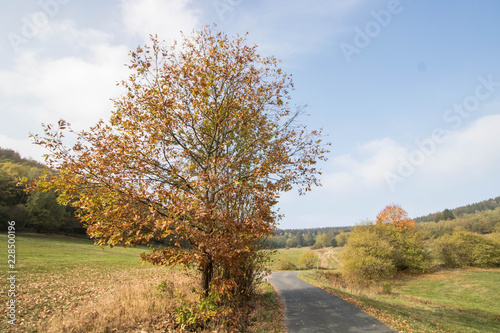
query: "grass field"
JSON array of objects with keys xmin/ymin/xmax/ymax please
[
  {"xmin": 267, "ymin": 246, "xmax": 343, "ymax": 270},
  {"xmin": 0, "ymin": 233, "xmax": 284, "ymax": 332},
  {"xmin": 267, "ymin": 246, "xmax": 311, "ymax": 270},
  {"xmin": 297, "ymin": 251, "xmax": 500, "ymax": 333}
]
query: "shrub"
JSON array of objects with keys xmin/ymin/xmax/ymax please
[
  {"xmin": 381, "ymin": 282, "xmax": 391, "ymax": 294},
  {"xmin": 341, "ymin": 225, "xmax": 397, "ymax": 281},
  {"xmin": 299, "ymin": 251, "xmax": 318, "ymax": 269},
  {"xmin": 434, "ymin": 228, "xmax": 500, "ymax": 268},
  {"xmin": 277, "ymin": 257, "xmax": 296, "ymax": 270},
  {"xmin": 341, "ymin": 206, "xmax": 430, "ymax": 282},
  {"xmin": 25, "ymin": 191, "xmax": 69, "ymax": 232},
  {"xmin": 391, "ymin": 230, "xmax": 431, "ymax": 273},
  {"xmin": 0, "ymin": 206, "xmax": 11, "ymax": 230},
  {"xmin": 311, "ymin": 242, "xmax": 323, "ymax": 250},
  {"xmin": 174, "ymin": 291, "xmax": 219, "ymax": 330}
]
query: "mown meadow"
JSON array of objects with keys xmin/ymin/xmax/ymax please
[{"xmin": 0, "ymin": 234, "xmax": 284, "ymax": 332}]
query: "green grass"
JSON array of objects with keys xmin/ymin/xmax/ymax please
[
  {"xmin": 267, "ymin": 246, "xmax": 311, "ymax": 270},
  {"xmin": 4, "ymin": 233, "xmax": 151, "ymax": 271},
  {"xmin": 300, "ymin": 268, "xmax": 500, "ymax": 333},
  {"xmin": 267, "ymin": 246, "xmax": 343, "ymax": 270},
  {"xmin": 393, "ymin": 269, "xmax": 500, "ymax": 317}
]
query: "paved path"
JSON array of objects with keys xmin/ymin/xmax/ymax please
[{"xmin": 268, "ymin": 272, "xmax": 397, "ymax": 333}]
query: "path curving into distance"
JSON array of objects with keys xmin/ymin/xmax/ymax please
[{"xmin": 268, "ymin": 272, "xmax": 397, "ymax": 333}]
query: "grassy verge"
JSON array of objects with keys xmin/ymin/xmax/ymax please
[
  {"xmin": 299, "ymin": 269, "xmax": 500, "ymax": 333},
  {"xmin": 0, "ymin": 234, "xmax": 285, "ymax": 332},
  {"xmin": 247, "ymin": 281, "xmax": 286, "ymax": 332}
]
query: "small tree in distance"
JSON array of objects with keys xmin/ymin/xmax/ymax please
[
  {"xmin": 30, "ymin": 26, "xmax": 329, "ymax": 308},
  {"xmin": 376, "ymin": 204, "xmax": 416, "ymax": 232},
  {"xmin": 335, "ymin": 231, "xmax": 349, "ymax": 246},
  {"xmin": 285, "ymin": 238, "xmax": 297, "ymax": 248},
  {"xmin": 299, "ymin": 251, "xmax": 318, "ymax": 269},
  {"xmin": 442, "ymin": 208, "xmax": 455, "ymax": 221}
]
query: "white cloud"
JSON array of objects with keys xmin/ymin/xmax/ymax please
[
  {"xmin": 121, "ymin": 0, "xmax": 201, "ymax": 43},
  {"xmin": 0, "ymin": 20, "xmax": 129, "ymax": 132},
  {"xmin": 0, "ymin": 134, "xmax": 46, "ymax": 162},
  {"xmin": 36, "ymin": 19, "xmax": 112, "ymax": 50},
  {"xmin": 323, "ymin": 137, "xmax": 406, "ymax": 194},
  {"xmin": 321, "ymin": 113, "xmax": 500, "ymax": 197},
  {"xmin": 422, "ymin": 114, "xmax": 500, "ymax": 178}
]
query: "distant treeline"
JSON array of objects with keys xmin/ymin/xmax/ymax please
[
  {"xmin": 0, "ymin": 147, "xmax": 83, "ymax": 234},
  {"xmin": 414, "ymin": 196, "xmax": 500, "ymax": 223},
  {"xmin": 265, "ymin": 226, "xmax": 353, "ymax": 249}
]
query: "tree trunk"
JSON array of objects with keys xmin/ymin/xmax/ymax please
[
  {"xmin": 201, "ymin": 183, "xmax": 216, "ymax": 296},
  {"xmin": 201, "ymin": 259, "xmax": 213, "ymax": 296}
]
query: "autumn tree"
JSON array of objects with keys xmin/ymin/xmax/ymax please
[
  {"xmin": 30, "ymin": 27, "xmax": 328, "ymax": 302},
  {"xmin": 376, "ymin": 204, "xmax": 416, "ymax": 232},
  {"xmin": 315, "ymin": 232, "xmax": 332, "ymax": 248}
]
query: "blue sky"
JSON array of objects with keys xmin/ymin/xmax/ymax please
[{"xmin": 1, "ymin": 0, "xmax": 500, "ymax": 228}]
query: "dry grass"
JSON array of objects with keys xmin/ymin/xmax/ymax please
[
  {"xmin": 312, "ymin": 247, "xmax": 343, "ymax": 270},
  {"xmin": 41, "ymin": 270, "xmax": 198, "ymax": 333},
  {"xmin": 37, "ymin": 269, "xmax": 283, "ymax": 333}
]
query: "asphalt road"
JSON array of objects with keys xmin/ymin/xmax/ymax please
[{"xmin": 268, "ymin": 272, "xmax": 397, "ymax": 333}]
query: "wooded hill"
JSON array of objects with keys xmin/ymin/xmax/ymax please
[
  {"xmin": 0, "ymin": 147, "xmax": 82, "ymax": 233},
  {"xmin": 414, "ymin": 196, "xmax": 500, "ymax": 222}
]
